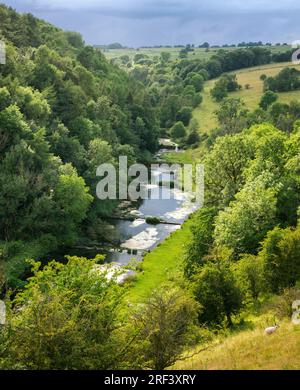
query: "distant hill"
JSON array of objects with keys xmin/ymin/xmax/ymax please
[{"xmin": 94, "ymin": 42, "xmax": 127, "ymax": 50}]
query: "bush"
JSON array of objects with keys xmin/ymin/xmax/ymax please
[
  {"xmin": 193, "ymin": 261, "xmax": 243, "ymax": 326},
  {"xmin": 234, "ymin": 254, "xmax": 265, "ymax": 301},
  {"xmin": 0, "ymin": 256, "xmax": 125, "ymax": 370},
  {"xmin": 176, "ymin": 106, "xmax": 193, "ymax": 126},
  {"xmin": 264, "ymin": 68, "xmax": 300, "ymax": 92},
  {"xmin": 259, "ymin": 91, "xmax": 278, "ymax": 110},
  {"xmin": 145, "ymin": 216, "xmax": 161, "ymax": 225},
  {"xmin": 127, "ymin": 286, "xmax": 199, "ymax": 369},
  {"xmin": 170, "ymin": 121, "xmax": 186, "ymax": 139},
  {"xmin": 211, "ymin": 74, "xmax": 240, "ymax": 102},
  {"xmin": 260, "ymin": 227, "xmax": 300, "ymax": 293}
]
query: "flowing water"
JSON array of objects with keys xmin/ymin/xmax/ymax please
[
  {"xmin": 104, "ymin": 163, "xmax": 198, "ymax": 264},
  {"xmin": 53, "ymin": 147, "xmax": 198, "ymax": 266}
]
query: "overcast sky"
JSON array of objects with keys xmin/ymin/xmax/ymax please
[{"xmin": 2, "ymin": 0, "xmax": 300, "ymax": 47}]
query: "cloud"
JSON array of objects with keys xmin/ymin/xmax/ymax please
[
  {"xmin": 2, "ymin": 0, "xmax": 300, "ymax": 46},
  {"xmin": 10, "ymin": 0, "xmax": 300, "ymax": 15}
]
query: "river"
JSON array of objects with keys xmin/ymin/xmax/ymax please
[{"xmin": 53, "ymin": 145, "xmax": 198, "ymax": 267}]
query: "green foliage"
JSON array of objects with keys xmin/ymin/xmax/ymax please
[
  {"xmin": 214, "ymin": 177, "xmax": 278, "ymax": 257},
  {"xmin": 145, "ymin": 216, "xmax": 161, "ymax": 225},
  {"xmin": 176, "ymin": 106, "xmax": 193, "ymax": 126},
  {"xmin": 204, "ymin": 133, "xmax": 253, "ymax": 207},
  {"xmin": 170, "ymin": 121, "xmax": 186, "ymax": 139},
  {"xmin": 0, "ymin": 3, "xmax": 160, "ymax": 286},
  {"xmin": 234, "ymin": 254, "xmax": 265, "ymax": 300},
  {"xmin": 264, "ymin": 68, "xmax": 300, "ymax": 92},
  {"xmin": 185, "ymin": 72, "xmax": 204, "ymax": 92},
  {"xmin": 0, "ymin": 87, "xmax": 11, "ymax": 110},
  {"xmin": 127, "ymin": 286, "xmax": 199, "ymax": 369},
  {"xmin": 259, "ymin": 90, "xmax": 278, "ymax": 110},
  {"xmin": 160, "ymin": 52, "xmax": 171, "ymax": 63},
  {"xmin": 0, "ymin": 256, "xmax": 126, "ymax": 369},
  {"xmin": 215, "ymin": 98, "xmax": 248, "ymax": 135},
  {"xmin": 260, "ymin": 227, "xmax": 300, "ymax": 293},
  {"xmin": 193, "ymin": 261, "xmax": 243, "ymax": 326},
  {"xmin": 211, "ymin": 74, "xmax": 240, "ymax": 101},
  {"xmin": 53, "ymin": 164, "xmax": 93, "ymax": 245},
  {"xmin": 184, "ymin": 207, "xmax": 218, "ymax": 278}
]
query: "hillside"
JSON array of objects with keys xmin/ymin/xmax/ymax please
[
  {"xmin": 193, "ymin": 62, "xmax": 300, "ymax": 134},
  {"xmin": 0, "ymin": 3, "xmax": 159, "ymax": 289},
  {"xmin": 173, "ymin": 321, "xmax": 300, "ymax": 370}
]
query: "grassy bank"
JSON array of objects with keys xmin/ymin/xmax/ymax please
[
  {"xmin": 172, "ymin": 321, "xmax": 300, "ymax": 370},
  {"xmin": 125, "ymin": 217, "xmax": 194, "ymax": 303}
]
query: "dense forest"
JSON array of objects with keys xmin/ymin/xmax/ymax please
[{"xmin": 1, "ymin": 3, "xmax": 300, "ymax": 371}]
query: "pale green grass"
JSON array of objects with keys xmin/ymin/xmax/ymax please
[
  {"xmin": 231, "ymin": 62, "xmax": 300, "ymax": 109},
  {"xmin": 172, "ymin": 321, "xmax": 300, "ymax": 370},
  {"xmin": 125, "ymin": 218, "xmax": 194, "ymax": 303},
  {"xmin": 104, "ymin": 47, "xmax": 224, "ymax": 62},
  {"xmin": 163, "ymin": 147, "xmax": 203, "ymax": 165},
  {"xmin": 193, "ymin": 61, "xmax": 300, "ymax": 134},
  {"xmin": 193, "ymin": 79, "xmax": 219, "ymax": 134}
]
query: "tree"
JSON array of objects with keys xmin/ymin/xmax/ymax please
[
  {"xmin": 199, "ymin": 42, "xmax": 210, "ymax": 49},
  {"xmin": 211, "ymin": 74, "xmax": 240, "ymax": 102},
  {"xmin": 214, "ymin": 176, "xmax": 278, "ymax": 258},
  {"xmin": 234, "ymin": 255, "xmax": 265, "ymax": 300},
  {"xmin": 15, "ymin": 86, "xmax": 51, "ymax": 123},
  {"xmin": 128, "ymin": 286, "xmax": 198, "ymax": 370},
  {"xmin": 0, "ymin": 87, "xmax": 11, "ymax": 110},
  {"xmin": 160, "ymin": 52, "xmax": 171, "ymax": 63},
  {"xmin": 185, "ymin": 207, "xmax": 218, "ymax": 278},
  {"xmin": 186, "ymin": 129, "xmax": 200, "ymax": 146},
  {"xmin": 65, "ymin": 31, "xmax": 84, "ymax": 48},
  {"xmin": 170, "ymin": 121, "xmax": 186, "ymax": 139},
  {"xmin": 176, "ymin": 106, "xmax": 193, "ymax": 126},
  {"xmin": 0, "ymin": 256, "xmax": 126, "ymax": 370},
  {"xmin": 204, "ymin": 133, "xmax": 253, "ymax": 207},
  {"xmin": 215, "ymin": 98, "xmax": 248, "ymax": 134},
  {"xmin": 193, "ymin": 261, "xmax": 243, "ymax": 326},
  {"xmin": 53, "ymin": 164, "xmax": 93, "ymax": 245},
  {"xmin": 185, "ymin": 73, "xmax": 204, "ymax": 92},
  {"xmin": 260, "ymin": 227, "xmax": 300, "ymax": 293},
  {"xmin": 259, "ymin": 91, "xmax": 278, "ymax": 110},
  {"xmin": 264, "ymin": 68, "xmax": 300, "ymax": 92},
  {"xmin": 211, "ymin": 80, "xmax": 228, "ymax": 101}
]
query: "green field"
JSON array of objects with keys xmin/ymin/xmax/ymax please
[
  {"xmin": 103, "ymin": 45, "xmax": 291, "ymax": 62},
  {"xmin": 193, "ymin": 61, "xmax": 300, "ymax": 134}
]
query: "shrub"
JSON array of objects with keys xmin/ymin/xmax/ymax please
[
  {"xmin": 260, "ymin": 227, "xmax": 300, "ymax": 293},
  {"xmin": 145, "ymin": 216, "xmax": 161, "ymax": 225}
]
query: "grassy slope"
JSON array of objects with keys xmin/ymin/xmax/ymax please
[
  {"xmin": 193, "ymin": 61, "xmax": 300, "ymax": 134},
  {"xmin": 172, "ymin": 321, "xmax": 300, "ymax": 370},
  {"xmin": 125, "ymin": 218, "xmax": 193, "ymax": 303}
]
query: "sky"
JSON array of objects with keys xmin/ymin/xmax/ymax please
[{"xmin": 2, "ymin": 0, "xmax": 300, "ymax": 47}]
